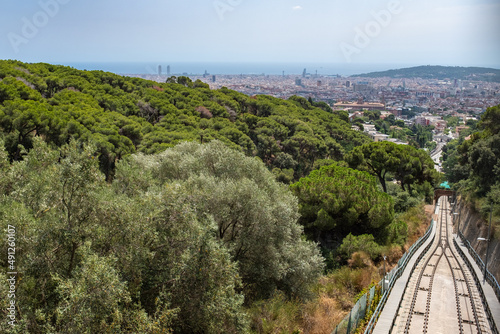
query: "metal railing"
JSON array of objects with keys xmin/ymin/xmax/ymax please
[
  {"xmin": 340, "ymin": 198, "xmax": 499, "ymax": 334},
  {"xmin": 331, "ymin": 290, "xmax": 372, "ymax": 334},
  {"xmin": 362, "ymin": 218, "xmax": 436, "ymax": 334},
  {"xmin": 457, "ymin": 231, "xmax": 500, "ymax": 302},
  {"xmin": 453, "ymin": 236, "xmax": 499, "ymax": 334}
]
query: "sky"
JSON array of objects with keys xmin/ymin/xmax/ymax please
[{"xmin": 1, "ymin": 0, "xmax": 500, "ymax": 72}]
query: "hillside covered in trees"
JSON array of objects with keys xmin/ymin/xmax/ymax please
[
  {"xmin": 0, "ymin": 60, "xmax": 441, "ymax": 333},
  {"xmin": 441, "ymin": 104, "xmax": 500, "ymax": 284},
  {"xmin": 352, "ymin": 65, "xmax": 500, "ymax": 82},
  {"xmin": 443, "ymin": 104, "xmax": 500, "ymax": 214},
  {"xmin": 0, "ymin": 59, "xmax": 368, "ymax": 182},
  {"xmin": 0, "ymin": 139, "xmax": 326, "ymax": 333}
]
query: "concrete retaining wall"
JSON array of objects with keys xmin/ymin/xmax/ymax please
[{"xmin": 455, "ymin": 204, "xmax": 500, "ymax": 284}]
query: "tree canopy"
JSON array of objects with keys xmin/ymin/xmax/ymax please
[
  {"xmin": 346, "ymin": 141, "xmax": 439, "ymax": 194},
  {"xmin": 0, "ymin": 59, "xmax": 448, "ymax": 333},
  {"xmin": 444, "ymin": 104, "xmax": 500, "ymax": 199},
  {"xmin": 0, "ymin": 139, "xmax": 323, "ymax": 333},
  {"xmin": 290, "ymin": 164, "xmax": 394, "ymax": 243},
  {"xmin": 0, "ymin": 60, "xmax": 369, "ymax": 181}
]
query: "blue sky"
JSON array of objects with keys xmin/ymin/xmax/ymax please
[{"xmin": 1, "ymin": 0, "xmax": 499, "ymax": 69}]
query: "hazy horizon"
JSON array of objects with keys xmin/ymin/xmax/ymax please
[
  {"xmin": 2, "ymin": 0, "xmax": 500, "ymax": 69},
  {"xmin": 49, "ymin": 61, "xmax": 500, "ymax": 77}
]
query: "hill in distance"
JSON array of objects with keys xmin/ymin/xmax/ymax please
[{"xmin": 351, "ymin": 65, "xmax": 500, "ymax": 82}]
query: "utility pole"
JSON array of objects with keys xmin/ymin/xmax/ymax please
[
  {"xmin": 483, "ymin": 203, "xmax": 493, "ymax": 284},
  {"xmin": 383, "ymin": 255, "xmax": 387, "ymax": 291},
  {"xmin": 456, "ymin": 193, "xmax": 462, "ymax": 236}
]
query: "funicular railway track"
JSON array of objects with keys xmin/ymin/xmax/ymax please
[{"xmin": 395, "ymin": 197, "xmax": 491, "ymax": 334}]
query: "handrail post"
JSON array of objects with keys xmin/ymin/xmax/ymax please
[
  {"xmin": 347, "ymin": 310, "xmax": 352, "ymax": 333},
  {"xmin": 483, "ymin": 205, "xmax": 492, "ymax": 284}
]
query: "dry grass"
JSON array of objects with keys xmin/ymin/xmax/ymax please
[
  {"xmin": 301, "ymin": 295, "xmax": 346, "ymax": 334},
  {"xmin": 348, "ymin": 251, "xmax": 374, "ymax": 269},
  {"xmin": 400, "ymin": 203, "xmax": 430, "ymax": 246},
  {"xmin": 248, "ymin": 292, "xmax": 302, "ymax": 334},
  {"xmin": 248, "ymin": 203, "xmax": 432, "ymax": 334}
]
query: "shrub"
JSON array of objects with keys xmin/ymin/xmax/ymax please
[{"xmin": 338, "ymin": 234, "xmax": 382, "ymax": 262}]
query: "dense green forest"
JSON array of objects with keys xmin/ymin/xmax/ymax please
[
  {"xmin": 352, "ymin": 65, "xmax": 500, "ymax": 82},
  {"xmin": 0, "ymin": 139, "xmax": 325, "ymax": 333},
  {"xmin": 0, "ymin": 59, "xmax": 369, "ymax": 182},
  {"xmin": 443, "ymin": 104, "xmax": 500, "ymax": 212},
  {"xmin": 0, "ymin": 60, "xmax": 441, "ymax": 333}
]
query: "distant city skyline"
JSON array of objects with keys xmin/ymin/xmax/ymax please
[
  {"xmin": 1, "ymin": 0, "xmax": 499, "ymax": 70},
  {"xmin": 57, "ymin": 61, "xmax": 434, "ymax": 76}
]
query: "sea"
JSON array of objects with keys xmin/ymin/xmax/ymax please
[{"xmin": 60, "ymin": 62, "xmax": 414, "ymax": 77}]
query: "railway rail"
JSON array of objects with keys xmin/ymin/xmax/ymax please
[{"xmin": 394, "ymin": 197, "xmax": 492, "ymax": 334}]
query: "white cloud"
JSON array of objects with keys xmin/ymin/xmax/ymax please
[{"xmin": 292, "ymin": 5, "xmax": 303, "ymax": 10}]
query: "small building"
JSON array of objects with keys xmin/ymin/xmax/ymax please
[
  {"xmin": 370, "ymin": 132, "xmax": 389, "ymax": 142},
  {"xmin": 380, "ymin": 111, "xmax": 393, "ymax": 120},
  {"xmin": 434, "ymin": 134, "xmax": 452, "ymax": 143},
  {"xmin": 415, "ymin": 116, "xmax": 430, "ymax": 126},
  {"xmin": 433, "ymin": 120, "xmax": 447, "ymax": 132},
  {"xmin": 348, "ymin": 111, "xmax": 365, "ymax": 121},
  {"xmin": 363, "ymin": 124, "xmax": 376, "ymax": 132}
]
